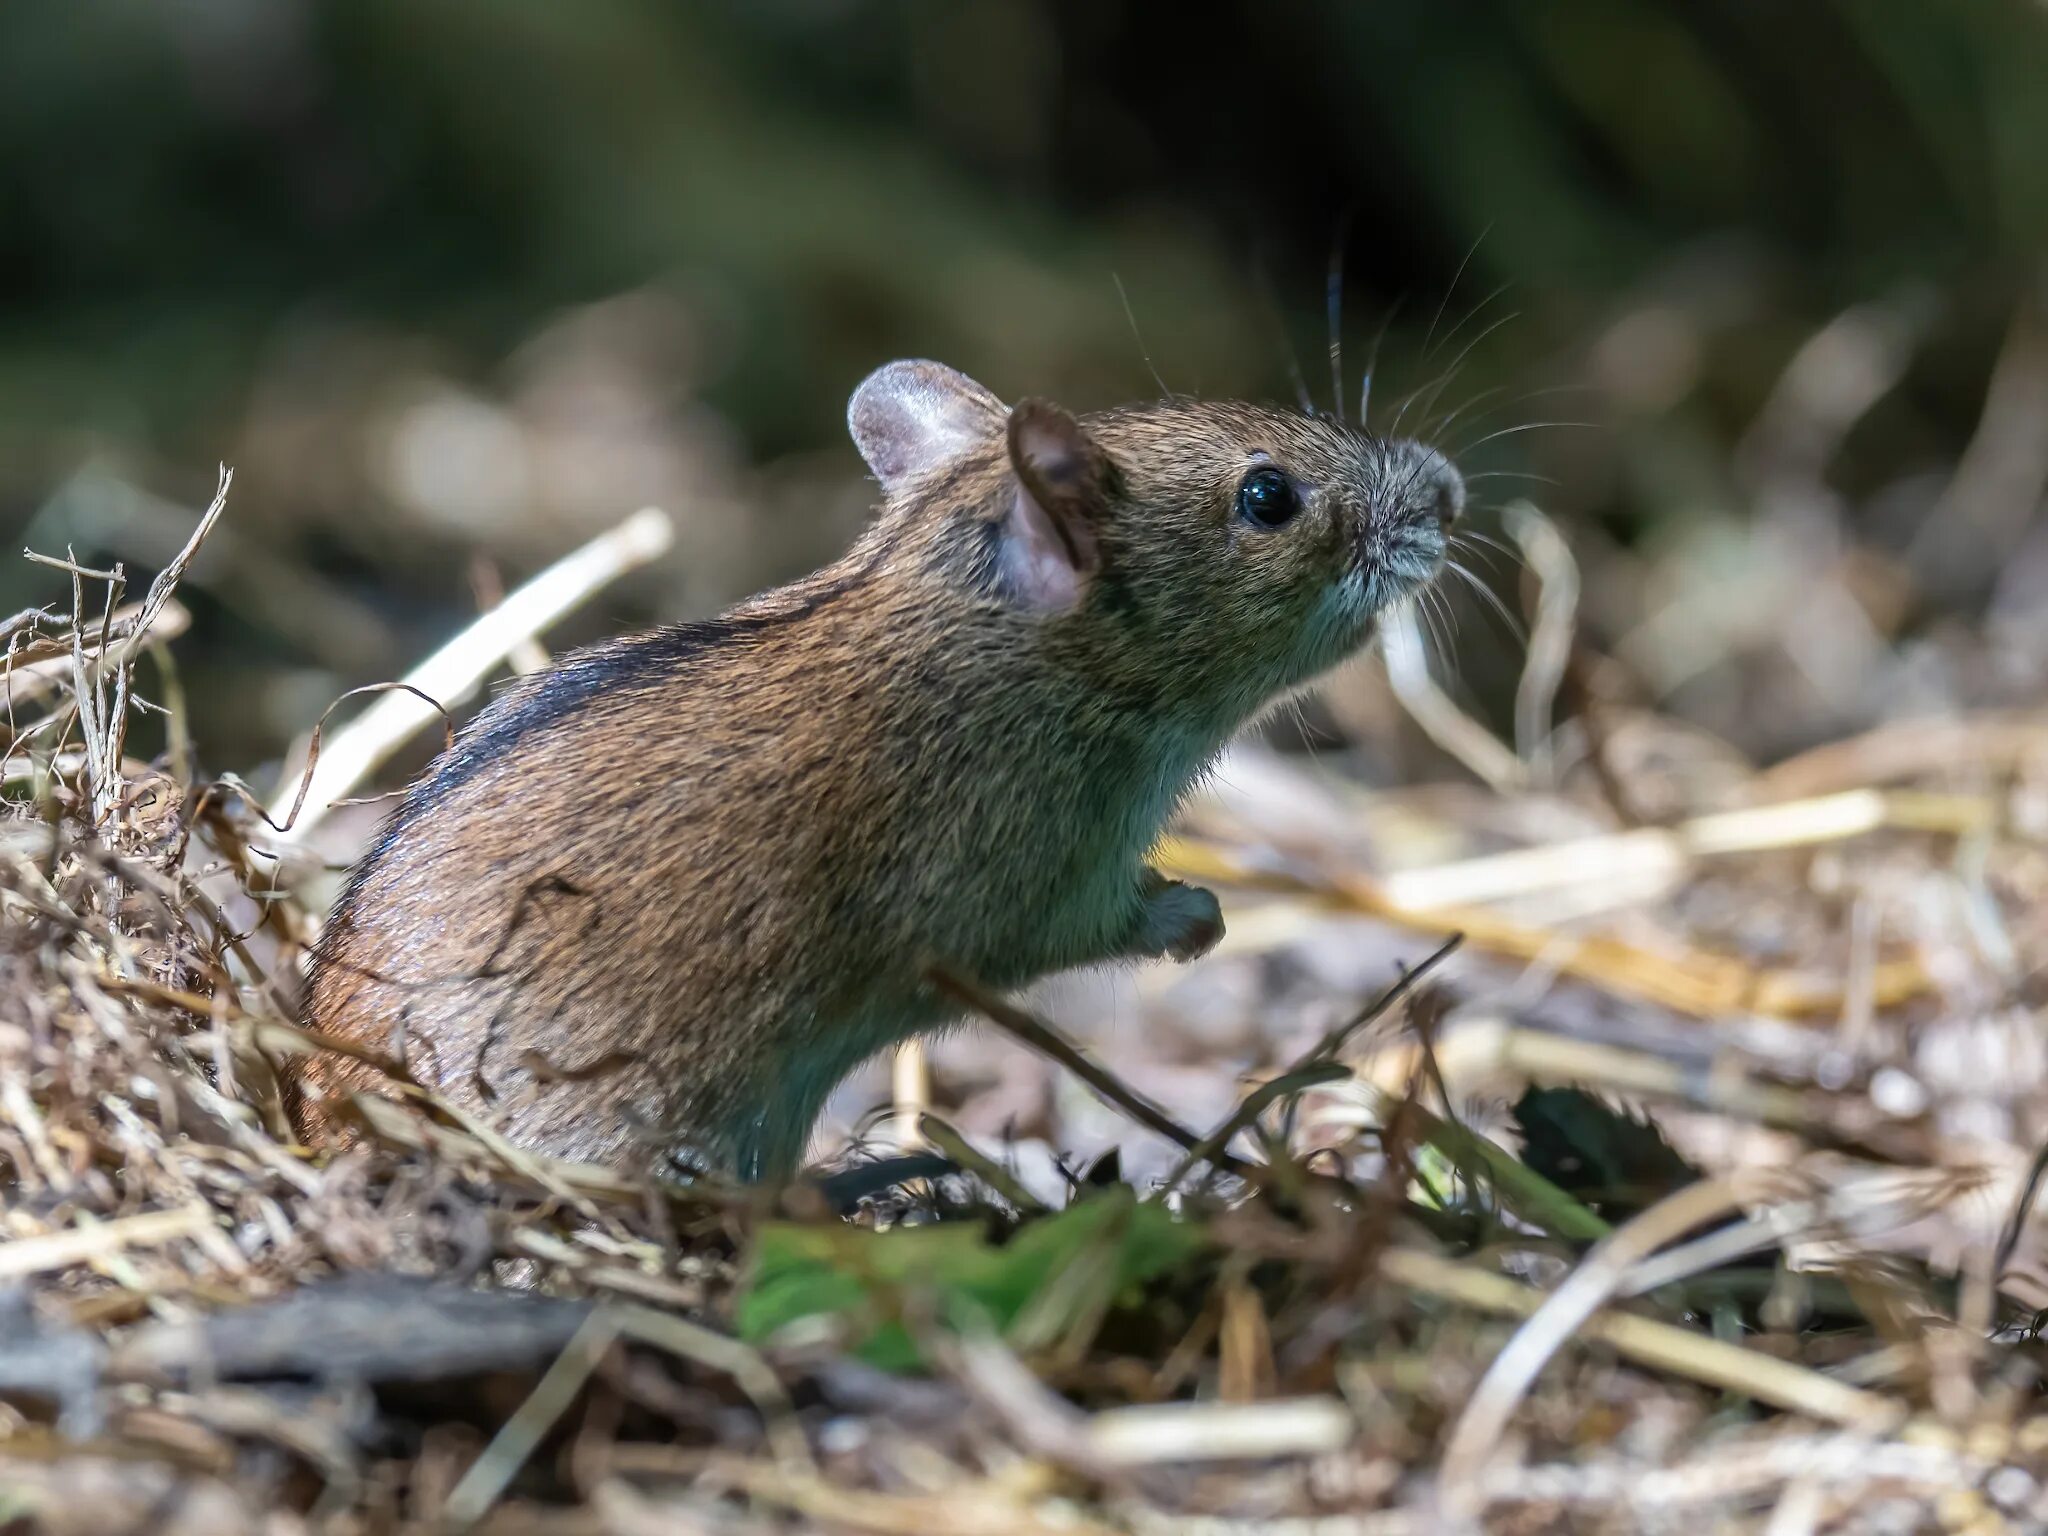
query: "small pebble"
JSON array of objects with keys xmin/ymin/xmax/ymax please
[{"xmin": 1869, "ymin": 1066, "xmax": 1929, "ymax": 1118}]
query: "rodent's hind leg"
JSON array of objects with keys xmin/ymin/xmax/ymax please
[{"xmin": 1123, "ymin": 870, "xmax": 1223, "ymax": 964}]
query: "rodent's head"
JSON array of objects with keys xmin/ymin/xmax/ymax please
[{"xmin": 848, "ymin": 359, "xmax": 1461, "ymax": 715}]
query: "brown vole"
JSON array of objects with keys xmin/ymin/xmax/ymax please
[{"xmin": 297, "ymin": 360, "xmax": 1463, "ymax": 1180}]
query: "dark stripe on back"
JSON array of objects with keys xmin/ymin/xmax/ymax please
[
  {"xmin": 333, "ymin": 536, "xmax": 898, "ymax": 918},
  {"xmin": 417, "ymin": 557, "xmax": 882, "ymax": 808},
  {"xmin": 412, "ymin": 620, "xmax": 739, "ymax": 807}
]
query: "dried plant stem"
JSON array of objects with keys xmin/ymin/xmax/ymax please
[
  {"xmin": 1754, "ymin": 707, "xmax": 2048, "ymax": 799},
  {"xmin": 0, "ymin": 1205, "xmax": 217, "ymax": 1282},
  {"xmin": 1503, "ymin": 499, "xmax": 1577, "ymax": 775},
  {"xmin": 1379, "ymin": 1248, "xmax": 1904, "ymax": 1429},
  {"xmin": 1428, "ymin": 1178, "xmax": 1904, "ymax": 1514},
  {"xmin": 1156, "ymin": 835, "xmax": 1929, "ymax": 1020},
  {"xmin": 914, "ymin": 1114, "xmax": 1047, "ymax": 1211},
  {"xmin": 1083, "ymin": 1397, "xmax": 1355, "ymax": 1465},
  {"xmin": 264, "ymin": 505, "xmax": 674, "ymax": 841},
  {"xmin": 1163, "ymin": 1062, "xmax": 1349, "ymax": 1195},
  {"xmin": 441, "ymin": 1301, "xmax": 811, "ymax": 1527},
  {"xmin": 1163, "ymin": 934, "xmax": 1464, "ymax": 1192},
  {"xmin": 927, "ymin": 966, "xmax": 1243, "ymax": 1175},
  {"xmin": 1377, "ymin": 787, "xmax": 1993, "ymax": 912},
  {"xmin": 891, "ymin": 1040, "xmax": 929, "ymax": 1153},
  {"xmin": 2, "ymin": 597, "xmax": 191, "ymax": 708},
  {"xmin": 1381, "ymin": 604, "xmax": 1526, "ymax": 791},
  {"xmin": 125, "ymin": 465, "xmax": 230, "ymax": 671},
  {"xmin": 1365, "ymin": 1020, "xmax": 1819, "ymax": 1130},
  {"xmin": 347, "ymin": 1092, "xmax": 659, "ymax": 1207},
  {"xmin": 703, "ymin": 1455, "xmax": 1115, "ymax": 1536}
]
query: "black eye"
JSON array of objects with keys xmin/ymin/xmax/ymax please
[{"xmin": 1235, "ymin": 466, "xmax": 1300, "ymax": 529}]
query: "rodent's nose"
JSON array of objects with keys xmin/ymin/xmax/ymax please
[
  {"xmin": 1418, "ymin": 447, "xmax": 1464, "ymax": 531},
  {"xmin": 1400, "ymin": 444, "xmax": 1466, "ymax": 536}
]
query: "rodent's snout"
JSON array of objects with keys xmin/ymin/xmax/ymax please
[
  {"xmin": 1358, "ymin": 441, "xmax": 1462, "ymax": 593},
  {"xmin": 1412, "ymin": 445, "xmax": 1464, "ymax": 532}
]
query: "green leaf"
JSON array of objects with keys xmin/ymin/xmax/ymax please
[
  {"xmin": 736, "ymin": 1189, "xmax": 1205, "ymax": 1371},
  {"xmin": 1513, "ymin": 1085, "xmax": 1700, "ymax": 1221}
]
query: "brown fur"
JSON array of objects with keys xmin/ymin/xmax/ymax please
[{"xmin": 297, "ymin": 363, "xmax": 1461, "ymax": 1179}]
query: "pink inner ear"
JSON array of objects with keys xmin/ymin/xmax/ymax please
[
  {"xmin": 1000, "ymin": 483, "xmax": 1089, "ymax": 612},
  {"xmin": 1009, "ymin": 404, "xmax": 1094, "ymax": 499},
  {"xmin": 1002, "ymin": 397, "xmax": 1104, "ymax": 589},
  {"xmin": 847, "ymin": 360, "xmax": 1004, "ymax": 494}
]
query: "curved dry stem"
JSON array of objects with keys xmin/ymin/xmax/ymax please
[{"xmin": 1433, "ymin": 1174, "xmax": 1902, "ymax": 1517}]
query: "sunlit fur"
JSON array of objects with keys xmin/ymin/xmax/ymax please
[{"xmin": 298, "ymin": 380, "xmax": 1461, "ymax": 1180}]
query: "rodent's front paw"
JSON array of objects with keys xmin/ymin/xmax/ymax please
[{"xmin": 1133, "ymin": 879, "xmax": 1224, "ymax": 963}]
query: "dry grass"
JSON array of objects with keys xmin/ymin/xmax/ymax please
[{"xmin": 4, "ymin": 474, "xmax": 2048, "ymax": 1534}]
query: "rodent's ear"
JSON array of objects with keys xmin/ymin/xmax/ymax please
[
  {"xmin": 999, "ymin": 399, "xmax": 1106, "ymax": 613},
  {"xmin": 847, "ymin": 360, "xmax": 1006, "ymax": 495}
]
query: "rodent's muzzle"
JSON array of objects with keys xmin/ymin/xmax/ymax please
[
  {"xmin": 1410, "ymin": 445, "xmax": 1464, "ymax": 532},
  {"xmin": 1366, "ymin": 441, "xmax": 1463, "ymax": 589}
]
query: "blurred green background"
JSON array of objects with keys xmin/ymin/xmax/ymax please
[{"xmin": 5, "ymin": 0, "xmax": 2047, "ymax": 779}]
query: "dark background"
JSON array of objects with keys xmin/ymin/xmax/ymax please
[{"xmin": 5, "ymin": 0, "xmax": 2046, "ymax": 781}]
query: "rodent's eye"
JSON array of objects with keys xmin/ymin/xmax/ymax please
[{"xmin": 1235, "ymin": 466, "xmax": 1301, "ymax": 529}]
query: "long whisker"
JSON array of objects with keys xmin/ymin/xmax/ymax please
[
  {"xmin": 1427, "ymin": 280, "xmax": 1513, "ymax": 369},
  {"xmin": 1431, "ymin": 581, "xmax": 1463, "ymax": 649},
  {"xmin": 1359, "ymin": 300, "xmax": 1403, "ymax": 432},
  {"xmin": 1453, "ymin": 528, "xmax": 1518, "ymax": 555},
  {"xmin": 1252, "ymin": 253, "xmax": 1316, "ymax": 417},
  {"xmin": 1450, "ymin": 528, "xmax": 1534, "ymax": 583},
  {"xmin": 1416, "ymin": 591, "xmax": 1439, "ymax": 660},
  {"xmin": 1327, "ymin": 219, "xmax": 1351, "ymax": 424},
  {"xmin": 1433, "ymin": 586, "xmax": 1468, "ymax": 675},
  {"xmin": 1391, "ymin": 309, "xmax": 1522, "ymax": 441},
  {"xmin": 1422, "ymin": 382, "xmax": 1512, "ymax": 445},
  {"xmin": 1113, "ymin": 272, "xmax": 1172, "ymax": 401},
  {"xmin": 1445, "ymin": 536, "xmax": 1515, "ymax": 581},
  {"xmin": 1454, "ymin": 419, "xmax": 1600, "ymax": 456},
  {"xmin": 1460, "ymin": 469, "xmax": 1563, "ymax": 490},
  {"xmin": 1422, "ymin": 223, "xmax": 1493, "ymax": 359},
  {"xmin": 1287, "ymin": 694, "xmax": 1320, "ymax": 762},
  {"xmin": 1445, "ymin": 557, "xmax": 1526, "ymax": 641},
  {"xmin": 1430, "ymin": 382, "xmax": 1599, "ymax": 446}
]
